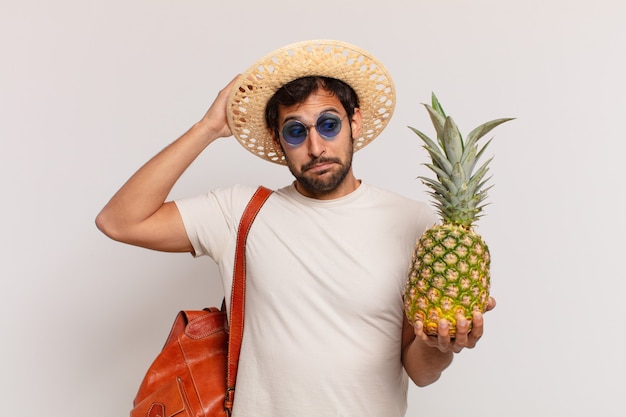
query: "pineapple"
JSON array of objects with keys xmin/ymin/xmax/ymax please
[{"xmin": 404, "ymin": 93, "xmax": 513, "ymax": 337}]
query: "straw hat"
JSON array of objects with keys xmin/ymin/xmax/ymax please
[{"xmin": 226, "ymin": 39, "xmax": 396, "ymax": 165}]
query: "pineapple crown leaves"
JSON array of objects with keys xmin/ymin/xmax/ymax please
[{"xmin": 409, "ymin": 93, "xmax": 514, "ymax": 227}]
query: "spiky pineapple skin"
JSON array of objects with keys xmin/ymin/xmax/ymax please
[{"xmin": 404, "ymin": 223, "xmax": 490, "ymax": 337}]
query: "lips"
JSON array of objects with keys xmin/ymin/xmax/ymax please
[
  {"xmin": 303, "ymin": 158, "xmax": 341, "ymax": 173},
  {"xmin": 306, "ymin": 162, "xmax": 334, "ymax": 173}
]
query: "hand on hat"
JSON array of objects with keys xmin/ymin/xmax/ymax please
[{"xmin": 198, "ymin": 75, "xmax": 241, "ymax": 141}]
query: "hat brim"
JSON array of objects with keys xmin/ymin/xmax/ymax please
[{"xmin": 227, "ymin": 39, "xmax": 396, "ymax": 165}]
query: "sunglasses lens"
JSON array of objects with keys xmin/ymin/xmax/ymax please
[
  {"xmin": 282, "ymin": 121, "xmax": 308, "ymax": 145},
  {"xmin": 280, "ymin": 113, "xmax": 344, "ymax": 146},
  {"xmin": 316, "ymin": 114, "xmax": 342, "ymax": 138}
]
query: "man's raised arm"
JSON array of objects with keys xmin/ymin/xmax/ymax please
[{"xmin": 95, "ymin": 76, "xmax": 239, "ymax": 252}]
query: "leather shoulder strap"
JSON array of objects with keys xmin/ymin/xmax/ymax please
[{"xmin": 225, "ymin": 186, "xmax": 272, "ymax": 410}]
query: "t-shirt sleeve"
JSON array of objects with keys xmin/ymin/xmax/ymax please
[
  {"xmin": 174, "ymin": 185, "xmax": 259, "ymax": 261},
  {"xmin": 175, "ymin": 192, "xmax": 229, "ymax": 259}
]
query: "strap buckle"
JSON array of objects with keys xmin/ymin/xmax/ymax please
[{"xmin": 224, "ymin": 387, "xmax": 235, "ymax": 416}]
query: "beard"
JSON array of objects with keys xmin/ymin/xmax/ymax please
[
  {"xmin": 288, "ymin": 154, "xmax": 353, "ymax": 194},
  {"xmin": 281, "ymin": 130, "xmax": 356, "ymax": 197}
]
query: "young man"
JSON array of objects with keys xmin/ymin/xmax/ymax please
[{"xmin": 96, "ymin": 40, "xmax": 493, "ymax": 417}]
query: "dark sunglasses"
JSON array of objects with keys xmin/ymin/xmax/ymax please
[{"xmin": 280, "ymin": 113, "xmax": 347, "ymax": 146}]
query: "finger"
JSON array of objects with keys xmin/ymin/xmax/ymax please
[
  {"xmin": 466, "ymin": 311, "xmax": 485, "ymax": 347},
  {"xmin": 413, "ymin": 320, "xmax": 426, "ymax": 339},
  {"xmin": 486, "ymin": 296, "xmax": 497, "ymax": 311},
  {"xmin": 415, "ymin": 321, "xmax": 438, "ymax": 346},
  {"xmin": 453, "ymin": 316, "xmax": 469, "ymax": 349},
  {"xmin": 220, "ymin": 74, "xmax": 242, "ymax": 92},
  {"xmin": 413, "ymin": 321, "xmax": 428, "ymax": 341},
  {"xmin": 437, "ymin": 319, "xmax": 452, "ymax": 352}
]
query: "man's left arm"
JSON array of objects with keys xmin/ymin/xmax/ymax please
[{"xmin": 401, "ymin": 297, "xmax": 496, "ymax": 387}]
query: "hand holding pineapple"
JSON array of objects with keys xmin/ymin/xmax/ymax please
[
  {"xmin": 412, "ymin": 296, "xmax": 496, "ymax": 353},
  {"xmin": 404, "ymin": 94, "xmax": 513, "ymax": 338}
]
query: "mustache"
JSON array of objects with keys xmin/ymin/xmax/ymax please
[{"xmin": 302, "ymin": 157, "xmax": 342, "ymax": 172}]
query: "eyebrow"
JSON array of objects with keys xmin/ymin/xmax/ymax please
[{"xmin": 281, "ymin": 107, "xmax": 342, "ymax": 124}]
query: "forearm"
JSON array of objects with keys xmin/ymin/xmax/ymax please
[
  {"xmin": 400, "ymin": 304, "xmax": 493, "ymax": 386},
  {"xmin": 95, "ymin": 121, "xmax": 219, "ymax": 239}
]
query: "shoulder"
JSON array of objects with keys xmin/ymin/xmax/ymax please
[
  {"xmin": 364, "ymin": 183, "xmax": 432, "ymax": 209},
  {"xmin": 175, "ymin": 184, "xmax": 268, "ymax": 221},
  {"xmin": 361, "ymin": 183, "xmax": 438, "ymax": 227},
  {"xmin": 212, "ymin": 184, "xmax": 266, "ymax": 207}
]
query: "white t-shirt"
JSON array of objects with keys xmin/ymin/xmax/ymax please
[{"xmin": 175, "ymin": 182, "xmax": 436, "ymax": 417}]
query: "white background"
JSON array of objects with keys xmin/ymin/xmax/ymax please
[{"xmin": 1, "ymin": 1, "xmax": 624, "ymax": 416}]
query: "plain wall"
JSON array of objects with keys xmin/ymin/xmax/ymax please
[{"xmin": 1, "ymin": 1, "xmax": 624, "ymax": 416}]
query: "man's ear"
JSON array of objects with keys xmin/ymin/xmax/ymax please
[
  {"xmin": 270, "ymin": 128, "xmax": 285, "ymax": 154},
  {"xmin": 350, "ymin": 108, "xmax": 363, "ymax": 139}
]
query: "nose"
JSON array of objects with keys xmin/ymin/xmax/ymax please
[{"xmin": 305, "ymin": 128, "xmax": 327, "ymax": 158}]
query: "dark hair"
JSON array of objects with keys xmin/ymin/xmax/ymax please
[{"xmin": 265, "ymin": 76, "xmax": 360, "ymax": 141}]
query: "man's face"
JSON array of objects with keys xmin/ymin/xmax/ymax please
[{"xmin": 277, "ymin": 90, "xmax": 363, "ymax": 199}]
